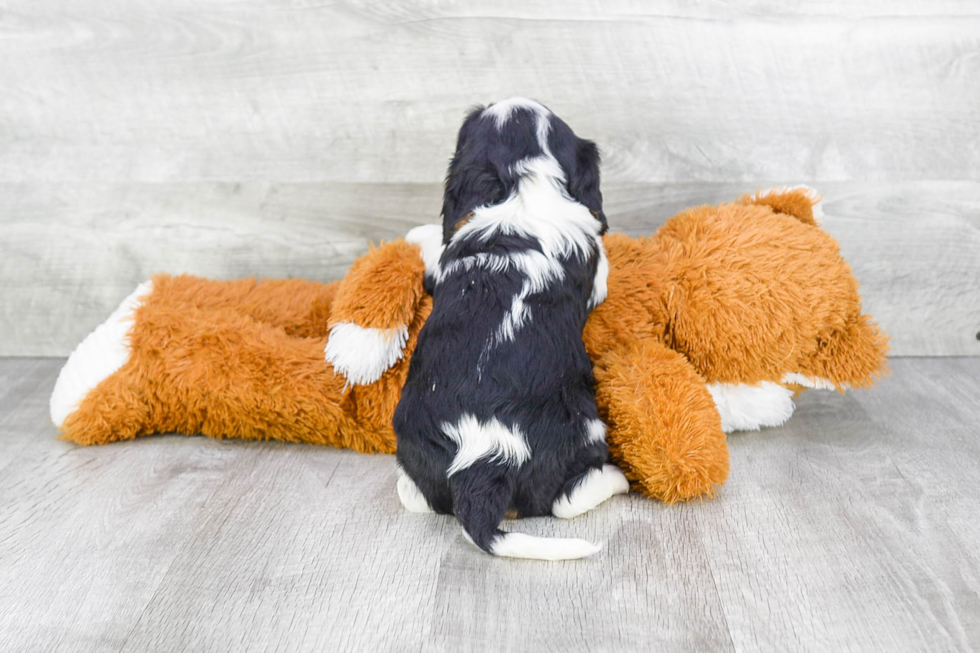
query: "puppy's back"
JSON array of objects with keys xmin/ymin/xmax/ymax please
[{"xmin": 394, "ymin": 98, "xmax": 616, "ymax": 560}]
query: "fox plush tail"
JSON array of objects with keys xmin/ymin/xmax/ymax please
[{"xmin": 450, "ymin": 467, "xmax": 602, "ymax": 561}]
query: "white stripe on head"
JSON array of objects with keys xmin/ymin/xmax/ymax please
[
  {"xmin": 442, "ymin": 414, "xmax": 531, "ymax": 476},
  {"xmin": 483, "ymin": 97, "xmax": 551, "ymax": 131}
]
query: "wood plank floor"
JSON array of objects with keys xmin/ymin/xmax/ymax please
[{"xmin": 1, "ymin": 357, "xmax": 978, "ymax": 652}]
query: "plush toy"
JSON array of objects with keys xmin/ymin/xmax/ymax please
[{"xmin": 50, "ymin": 188, "xmax": 887, "ymax": 503}]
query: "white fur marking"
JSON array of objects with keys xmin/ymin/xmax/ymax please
[
  {"xmin": 552, "ymin": 464, "xmax": 629, "ymax": 520},
  {"xmin": 439, "ymin": 250, "xmax": 567, "ymax": 352},
  {"xmin": 590, "ymin": 235, "xmax": 608, "ymax": 309},
  {"xmin": 450, "ymin": 169, "xmax": 603, "ymax": 346},
  {"xmin": 488, "ymin": 532, "xmax": 603, "ymax": 561},
  {"xmin": 706, "ymin": 381, "xmax": 796, "ymax": 433},
  {"xmin": 496, "ymin": 291, "xmax": 532, "ymax": 343},
  {"xmin": 449, "ymin": 100, "xmax": 606, "ymax": 348},
  {"xmin": 405, "ymin": 223, "xmax": 444, "ymax": 278},
  {"xmin": 395, "ymin": 465, "xmax": 433, "ymax": 513},
  {"xmin": 442, "ymin": 415, "xmax": 531, "ymax": 476},
  {"xmin": 324, "ymin": 323, "xmax": 409, "ymax": 386},
  {"xmin": 454, "ymin": 101, "xmax": 602, "ymax": 264},
  {"xmin": 435, "ymin": 249, "xmax": 565, "ymax": 289},
  {"xmin": 781, "ymin": 373, "xmax": 839, "ymax": 391},
  {"xmin": 585, "ymin": 418, "xmax": 607, "ymax": 444},
  {"xmin": 451, "ymin": 167, "xmax": 602, "ymax": 264},
  {"xmin": 490, "ymin": 250, "xmax": 563, "ymax": 344},
  {"xmin": 50, "ymin": 281, "xmax": 153, "ymax": 427},
  {"xmin": 484, "ymin": 96, "xmax": 551, "ymax": 130}
]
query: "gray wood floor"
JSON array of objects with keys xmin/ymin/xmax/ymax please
[{"xmin": 1, "ymin": 357, "xmax": 978, "ymax": 652}]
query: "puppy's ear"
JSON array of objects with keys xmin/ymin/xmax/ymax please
[
  {"xmin": 568, "ymin": 139, "xmax": 607, "ymax": 234},
  {"xmin": 441, "ymin": 107, "xmax": 507, "ymax": 243}
]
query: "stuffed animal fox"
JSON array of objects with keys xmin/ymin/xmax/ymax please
[{"xmin": 51, "ymin": 188, "xmax": 887, "ymax": 503}]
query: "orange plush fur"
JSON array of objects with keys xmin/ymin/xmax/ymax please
[{"xmin": 54, "ymin": 189, "xmax": 887, "ymax": 503}]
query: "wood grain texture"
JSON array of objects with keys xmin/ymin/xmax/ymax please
[
  {"xmin": 2, "ymin": 180, "xmax": 977, "ymax": 356},
  {"xmin": 0, "ymin": 1, "xmax": 978, "ymax": 184},
  {"xmin": 1, "ymin": 357, "xmax": 978, "ymax": 651},
  {"xmin": 0, "ymin": 1, "xmax": 977, "ymax": 355}
]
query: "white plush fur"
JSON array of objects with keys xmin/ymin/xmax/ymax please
[
  {"xmin": 782, "ymin": 372, "xmax": 839, "ymax": 391},
  {"xmin": 552, "ymin": 464, "xmax": 629, "ymax": 519},
  {"xmin": 50, "ymin": 281, "xmax": 153, "ymax": 428},
  {"xmin": 487, "ymin": 532, "xmax": 602, "ymax": 561},
  {"xmin": 442, "ymin": 415, "xmax": 532, "ymax": 477},
  {"xmin": 395, "ymin": 465, "xmax": 433, "ymax": 513},
  {"xmin": 324, "ymin": 322, "xmax": 409, "ymax": 386},
  {"xmin": 706, "ymin": 381, "xmax": 796, "ymax": 433},
  {"xmin": 405, "ymin": 223, "xmax": 444, "ymax": 278}
]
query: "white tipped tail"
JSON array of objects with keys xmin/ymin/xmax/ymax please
[
  {"xmin": 463, "ymin": 529, "xmax": 602, "ymax": 561},
  {"xmin": 50, "ymin": 281, "xmax": 153, "ymax": 427},
  {"xmin": 491, "ymin": 532, "xmax": 602, "ymax": 560}
]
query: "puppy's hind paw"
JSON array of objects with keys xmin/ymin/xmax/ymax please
[
  {"xmin": 552, "ymin": 464, "xmax": 629, "ymax": 519},
  {"xmin": 396, "ymin": 467, "xmax": 433, "ymax": 513}
]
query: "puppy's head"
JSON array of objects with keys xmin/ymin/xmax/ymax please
[{"xmin": 440, "ymin": 98, "xmax": 606, "ymax": 243}]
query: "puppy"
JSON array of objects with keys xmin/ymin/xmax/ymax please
[{"xmin": 393, "ymin": 98, "xmax": 628, "ymax": 561}]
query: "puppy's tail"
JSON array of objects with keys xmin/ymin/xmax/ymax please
[{"xmin": 451, "ymin": 468, "xmax": 602, "ymax": 561}]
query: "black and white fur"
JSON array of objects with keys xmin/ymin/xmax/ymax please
[{"xmin": 393, "ymin": 98, "xmax": 628, "ymax": 561}]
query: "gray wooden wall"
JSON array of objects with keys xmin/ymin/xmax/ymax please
[{"xmin": 2, "ymin": 0, "xmax": 978, "ymax": 356}]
